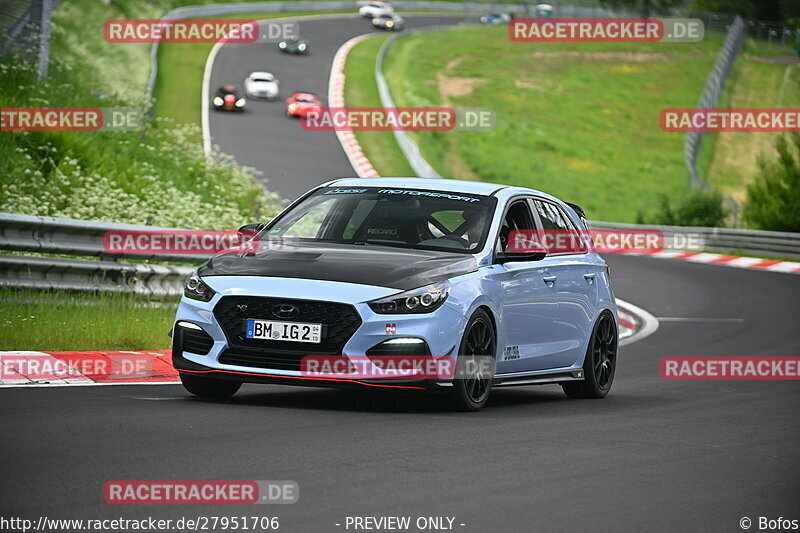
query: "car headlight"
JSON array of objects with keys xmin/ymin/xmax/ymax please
[
  {"xmin": 368, "ymin": 281, "xmax": 451, "ymax": 314},
  {"xmin": 298, "ymin": 43, "xmax": 306, "ymax": 50},
  {"xmin": 386, "ymin": 20, "xmax": 394, "ymax": 27},
  {"xmin": 372, "ymin": 18, "xmax": 379, "ymax": 23},
  {"xmin": 213, "ymin": 96, "xmax": 223, "ymax": 106},
  {"xmin": 235, "ymin": 98, "xmax": 246, "ymax": 107},
  {"xmin": 279, "ymin": 42, "xmax": 286, "ymax": 48},
  {"xmin": 184, "ymin": 272, "xmax": 215, "ymax": 302}
]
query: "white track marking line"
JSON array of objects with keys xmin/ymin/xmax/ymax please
[{"xmin": 655, "ymin": 317, "xmax": 745, "ymax": 322}]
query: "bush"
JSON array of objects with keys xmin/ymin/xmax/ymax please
[
  {"xmin": 0, "ymin": 47, "xmax": 283, "ymax": 230},
  {"xmin": 641, "ymin": 188, "xmax": 727, "ymax": 227},
  {"xmin": 744, "ymin": 133, "xmax": 800, "ymax": 232}
]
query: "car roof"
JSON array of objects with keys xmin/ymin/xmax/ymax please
[
  {"xmin": 249, "ymin": 71, "xmax": 273, "ymax": 78},
  {"xmin": 327, "ymin": 177, "xmax": 511, "ymax": 196},
  {"xmin": 293, "ymin": 92, "xmax": 319, "ymax": 99}
]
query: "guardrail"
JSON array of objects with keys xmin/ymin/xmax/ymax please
[
  {"xmin": 0, "ymin": 213, "xmax": 201, "ymax": 295},
  {"xmin": 589, "ymin": 221, "xmax": 800, "ymax": 259},
  {"xmin": 686, "ymin": 15, "xmax": 745, "ymax": 192},
  {"xmin": 0, "ymin": 0, "xmax": 54, "ymax": 80},
  {"xmin": 2, "ymin": 213, "xmax": 799, "ymax": 295}
]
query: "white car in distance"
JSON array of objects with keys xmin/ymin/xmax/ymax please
[
  {"xmin": 359, "ymin": 1, "xmax": 394, "ymax": 18},
  {"xmin": 244, "ymin": 72, "xmax": 280, "ymax": 101}
]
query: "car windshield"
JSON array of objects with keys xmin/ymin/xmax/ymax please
[
  {"xmin": 263, "ymin": 186, "xmax": 497, "ymax": 253},
  {"xmin": 296, "ymin": 96, "xmax": 317, "ymax": 103},
  {"xmin": 252, "ymin": 75, "xmax": 273, "ymax": 82}
]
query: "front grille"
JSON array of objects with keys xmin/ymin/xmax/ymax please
[
  {"xmin": 213, "ymin": 296, "xmax": 362, "ymax": 356},
  {"xmin": 218, "ymin": 347, "xmax": 310, "ymax": 371}
]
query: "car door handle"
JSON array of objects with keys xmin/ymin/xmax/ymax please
[{"xmin": 543, "ymin": 275, "xmax": 558, "ymax": 285}]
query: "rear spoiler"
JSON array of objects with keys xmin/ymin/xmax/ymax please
[{"xmin": 565, "ymin": 201, "xmax": 586, "ymax": 220}]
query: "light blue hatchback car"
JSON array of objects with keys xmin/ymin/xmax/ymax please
[{"xmin": 172, "ymin": 178, "xmax": 618, "ymax": 410}]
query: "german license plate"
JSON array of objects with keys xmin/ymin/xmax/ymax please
[{"xmin": 245, "ymin": 319, "xmax": 321, "ymax": 343}]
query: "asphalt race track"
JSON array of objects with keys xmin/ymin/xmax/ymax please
[
  {"xmin": 208, "ymin": 14, "xmax": 474, "ymax": 199},
  {"xmin": 1, "ymin": 13, "xmax": 799, "ymax": 533}
]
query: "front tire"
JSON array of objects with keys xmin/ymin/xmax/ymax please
[
  {"xmin": 180, "ymin": 373, "xmax": 241, "ymax": 400},
  {"xmin": 562, "ymin": 311, "xmax": 617, "ymax": 399},
  {"xmin": 448, "ymin": 309, "xmax": 496, "ymax": 411}
]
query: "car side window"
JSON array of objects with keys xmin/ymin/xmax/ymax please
[
  {"xmin": 532, "ymin": 199, "xmax": 587, "ymax": 254},
  {"xmin": 496, "ymin": 199, "xmax": 535, "ymax": 253}
]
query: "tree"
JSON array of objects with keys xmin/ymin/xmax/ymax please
[
  {"xmin": 599, "ymin": 0, "xmax": 683, "ymax": 18},
  {"xmin": 744, "ymin": 133, "xmax": 800, "ymax": 232},
  {"xmin": 690, "ymin": 0, "xmax": 799, "ymax": 23},
  {"xmin": 640, "ymin": 189, "xmax": 727, "ymax": 227}
]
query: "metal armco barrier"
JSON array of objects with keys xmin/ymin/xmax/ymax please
[
  {"xmin": 589, "ymin": 221, "xmax": 800, "ymax": 259},
  {"xmin": 2, "ymin": 213, "xmax": 799, "ymax": 295},
  {"xmin": 0, "ymin": 213, "xmax": 202, "ymax": 295},
  {"xmin": 685, "ymin": 15, "xmax": 745, "ymax": 191}
]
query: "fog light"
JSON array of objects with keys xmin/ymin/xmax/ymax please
[{"xmin": 366, "ymin": 338, "xmax": 430, "ymax": 356}]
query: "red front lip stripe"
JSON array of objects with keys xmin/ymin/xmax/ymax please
[{"xmin": 179, "ymin": 368, "xmax": 427, "ymax": 390}]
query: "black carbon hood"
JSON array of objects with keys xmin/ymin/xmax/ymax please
[{"xmin": 197, "ymin": 242, "xmax": 478, "ymax": 291}]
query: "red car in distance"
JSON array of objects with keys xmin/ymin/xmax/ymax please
[{"xmin": 285, "ymin": 92, "xmax": 322, "ymax": 118}]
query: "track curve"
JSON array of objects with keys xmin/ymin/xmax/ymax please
[
  {"xmin": 207, "ymin": 14, "xmax": 473, "ymax": 199},
  {"xmin": 1, "ymin": 13, "xmax": 799, "ymax": 532}
]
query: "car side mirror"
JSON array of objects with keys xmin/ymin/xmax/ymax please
[
  {"xmin": 496, "ymin": 242, "xmax": 547, "ymax": 264},
  {"xmin": 238, "ymin": 223, "xmax": 266, "ymax": 236}
]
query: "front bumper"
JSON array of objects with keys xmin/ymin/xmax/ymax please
[{"xmin": 172, "ymin": 276, "xmax": 469, "ymax": 387}]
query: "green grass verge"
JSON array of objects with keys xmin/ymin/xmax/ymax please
[
  {"xmin": 343, "ymin": 34, "xmax": 416, "ymax": 177},
  {"xmin": 0, "ymin": 290, "xmax": 177, "ymax": 350},
  {"xmin": 377, "ymin": 25, "xmax": 790, "ymax": 223}
]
